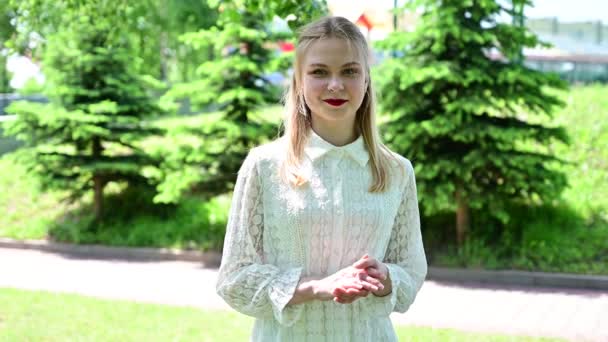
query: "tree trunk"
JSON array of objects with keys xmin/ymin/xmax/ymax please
[
  {"xmin": 92, "ymin": 137, "xmax": 105, "ymax": 222},
  {"xmin": 159, "ymin": 31, "xmax": 168, "ymax": 81},
  {"xmin": 455, "ymin": 185, "xmax": 470, "ymax": 245},
  {"xmin": 93, "ymin": 174, "xmax": 104, "ymax": 222}
]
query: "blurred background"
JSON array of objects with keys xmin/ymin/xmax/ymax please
[{"xmin": 0, "ymin": 0, "xmax": 606, "ymax": 341}]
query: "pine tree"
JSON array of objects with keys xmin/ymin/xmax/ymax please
[
  {"xmin": 376, "ymin": 0, "xmax": 569, "ymax": 244},
  {"xmin": 0, "ymin": 1, "xmax": 15, "ymax": 93},
  {"xmin": 3, "ymin": 5, "xmax": 164, "ymax": 222},
  {"xmin": 154, "ymin": 0, "xmax": 326, "ymax": 203}
]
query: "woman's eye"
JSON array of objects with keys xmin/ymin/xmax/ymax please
[
  {"xmin": 310, "ymin": 69, "xmax": 327, "ymax": 76},
  {"xmin": 343, "ymin": 68, "xmax": 359, "ymax": 76}
]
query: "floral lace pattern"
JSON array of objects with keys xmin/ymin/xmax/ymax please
[{"xmin": 216, "ymin": 132, "xmax": 427, "ymax": 341}]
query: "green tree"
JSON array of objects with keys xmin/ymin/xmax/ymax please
[
  {"xmin": 0, "ymin": 1, "xmax": 16, "ymax": 93},
  {"xmin": 6, "ymin": 0, "xmax": 217, "ymax": 84},
  {"xmin": 155, "ymin": 0, "xmax": 327, "ymax": 203},
  {"xmin": 3, "ymin": 3, "xmax": 164, "ymax": 222},
  {"xmin": 376, "ymin": 0, "xmax": 569, "ymax": 244}
]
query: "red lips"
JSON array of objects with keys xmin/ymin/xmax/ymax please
[{"xmin": 323, "ymin": 99, "xmax": 348, "ymax": 106}]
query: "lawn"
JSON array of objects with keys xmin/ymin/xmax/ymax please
[{"xmin": 0, "ymin": 288, "xmax": 563, "ymax": 342}]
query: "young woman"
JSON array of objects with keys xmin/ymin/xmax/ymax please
[{"xmin": 216, "ymin": 16, "xmax": 427, "ymax": 341}]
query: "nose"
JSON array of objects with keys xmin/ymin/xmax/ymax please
[{"xmin": 327, "ymin": 77, "xmax": 344, "ymax": 92}]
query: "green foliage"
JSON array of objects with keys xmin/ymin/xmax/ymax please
[
  {"xmin": 425, "ymin": 84, "xmax": 608, "ymax": 274},
  {"xmin": 0, "ymin": 1, "xmax": 15, "ymax": 93},
  {"xmin": 432, "ymin": 201, "xmax": 608, "ymax": 274},
  {"xmin": 0, "ymin": 54, "xmax": 12, "ymax": 93},
  {"xmin": 48, "ymin": 185, "xmax": 231, "ymax": 252},
  {"xmin": 148, "ymin": 108, "xmax": 281, "ymax": 204},
  {"xmin": 376, "ymin": 0, "xmax": 569, "ymax": 229},
  {"xmin": 551, "ymin": 84, "xmax": 608, "ymax": 222},
  {"xmin": 156, "ymin": 0, "xmax": 327, "ymax": 203},
  {"xmin": 166, "ymin": 0, "xmax": 326, "ymax": 119},
  {"xmin": 2, "ymin": 3, "xmax": 165, "ymax": 220},
  {"xmin": 6, "ymin": 0, "xmax": 218, "ymax": 82},
  {"xmin": 0, "ymin": 151, "xmax": 230, "ymax": 252},
  {"xmin": 2, "ymin": 84, "xmax": 607, "ymax": 274}
]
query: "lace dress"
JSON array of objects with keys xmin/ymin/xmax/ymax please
[{"xmin": 216, "ymin": 131, "xmax": 427, "ymax": 341}]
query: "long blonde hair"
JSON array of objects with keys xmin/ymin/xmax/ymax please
[{"xmin": 280, "ymin": 16, "xmax": 396, "ymax": 192}]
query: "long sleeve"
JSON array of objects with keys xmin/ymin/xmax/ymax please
[
  {"xmin": 358, "ymin": 159, "xmax": 428, "ymax": 316},
  {"xmin": 215, "ymin": 149, "xmax": 304, "ymax": 326}
]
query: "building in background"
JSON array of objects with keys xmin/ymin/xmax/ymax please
[
  {"xmin": 328, "ymin": 0, "xmax": 608, "ymax": 84},
  {"xmin": 524, "ymin": 18, "xmax": 608, "ymax": 83}
]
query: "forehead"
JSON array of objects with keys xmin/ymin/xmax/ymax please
[{"xmin": 302, "ymin": 37, "xmax": 364, "ymax": 67}]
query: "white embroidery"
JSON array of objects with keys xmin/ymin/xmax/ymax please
[{"xmin": 216, "ymin": 132, "xmax": 428, "ymax": 341}]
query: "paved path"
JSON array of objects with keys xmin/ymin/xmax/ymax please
[{"xmin": 1, "ymin": 247, "xmax": 606, "ymax": 341}]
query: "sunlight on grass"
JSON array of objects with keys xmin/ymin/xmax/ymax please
[{"xmin": 0, "ymin": 288, "xmax": 564, "ymax": 342}]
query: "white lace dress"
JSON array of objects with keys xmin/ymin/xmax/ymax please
[{"xmin": 216, "ymin": 131, "xmax": 427, "ymax": 341}]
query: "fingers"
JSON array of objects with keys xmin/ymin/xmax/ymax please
[
  {"xmin": 365, "ymin": 267, "xmax": 387, "ymax": 281},
  {"xmin": 333, "ymin": 287, "xmax": 369, "ymax": 304},
  {"xmin": 358, "ymin": 279, "xmax": 384, "ymax": 292},
  {"xmin": 356, "ymin": 269, "xmax": 385, "ymax": 288},
  {"xmin": 353, "ymin": 257, "xmax": 376, "ymax": 270},
  {"xmin": 339, "ymin": 282, "xmax": 363, "ymax": 290},
  {"xmin": 333, "ymin": 286, "xmax": 367, "ymax": 297},
  {"xmin": 353, "ymin": 257, "xmax": 388, "ymax": 282},
  {"xmin": 362, "ymin": 270, "xmax": 386, "ymax": 284},
  {"xmin": 332, "ymin": 289, "xmax": 356, "ymax": 304}
]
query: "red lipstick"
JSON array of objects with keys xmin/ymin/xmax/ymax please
[{"xmin": 323, "ymin": 99, "xmax": 348, "ymax": 106}]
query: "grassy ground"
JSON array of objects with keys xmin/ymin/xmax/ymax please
[{"xmin": 0, "ymin": 288, "xmax": 563, "ymax": 342}]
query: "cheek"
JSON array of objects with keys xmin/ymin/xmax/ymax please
[
  {"xmin": 303, "ymin": 79, "xmax": 326, "ymax": 99},
  {"xmin": 346, "ymin": 79, "xmax": 366, "ymax": 98},
  {"xmin": 349, "ymin": 77, "xmax": 366, "ymax": 90}
]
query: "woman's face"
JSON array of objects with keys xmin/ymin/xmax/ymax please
[{"xmin": 301, "ymin": 37, "xmax": 367, "ymax": 128}]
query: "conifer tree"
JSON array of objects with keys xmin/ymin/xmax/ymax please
[
  {"xmin": 376, "ymin": 0, "xmax": 569, "ymax": 244},
  {"xmin": 4, "ymin": 4, "xmax": 164, "ymax": 222},
  {"xmin": 155, "ymin": 0, "xmax": 326, "ymax": 203}
]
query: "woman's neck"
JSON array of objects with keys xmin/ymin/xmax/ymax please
[{"xmin": 311, "ymin": 120, "xmax": 358, "ymax": 147}]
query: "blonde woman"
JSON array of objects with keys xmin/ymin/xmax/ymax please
[{"xmin": 216, "ymin": 16, "xmax": 427, "ymax": 341}]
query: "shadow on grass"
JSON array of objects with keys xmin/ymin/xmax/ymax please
[
  {"xmin": 422, "ymin": 201, "xmax": 608, "ymax": 275},
  {"xmin": 46, "ymin": 183, "xmax": 230, "ymax": 255}
]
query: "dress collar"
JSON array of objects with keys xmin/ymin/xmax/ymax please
[{"xmin": 304, "ymin": 130, "xmax": 369, "ymax": 167}]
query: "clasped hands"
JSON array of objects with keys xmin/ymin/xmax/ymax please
[{"xmin": 314, "ymin": 254, "xmax": 390, "ymax": 304}]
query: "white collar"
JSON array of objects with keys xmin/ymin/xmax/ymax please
[{"xmin": 304, "ymin": 130, "xmax": 369, "ymax": 167}]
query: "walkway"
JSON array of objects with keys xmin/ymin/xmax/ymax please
[{"xmin": 0, "ymin": 247, "xmax": 606, "ymax": 341}]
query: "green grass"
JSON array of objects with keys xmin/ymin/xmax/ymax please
[
  {"xmin": 0, "ymin": 288, "xmax": 563, "ymax": 342},
  {"xmin": 554, "ymin": 84, "xmax": 608, "ymax": 221}
]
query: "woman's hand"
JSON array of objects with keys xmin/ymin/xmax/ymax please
[
  {"xmin": 352, "ymin": 254, "xmax": 392, "ymax": 297},
  {"xmin": 312, "ymin": 265, "xmax": 384, "ymax": 303}
]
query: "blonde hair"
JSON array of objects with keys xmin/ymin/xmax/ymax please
[{"xmin": 280, "ymin": 16, "xmax": 396, "ymax": 192}]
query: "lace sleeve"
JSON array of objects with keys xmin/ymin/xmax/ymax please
[
  {"xmin": 357, "ymin": 158, "xmax": 428, "ymax": 316},
  {"xmin": 215, "ymin": 149, "xmax": 304, "ymax": 326}
]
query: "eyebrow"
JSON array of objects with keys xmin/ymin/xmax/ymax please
[{"xmin": 307, "ymin": 62, "xmax": 361, "ymax": 68}]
